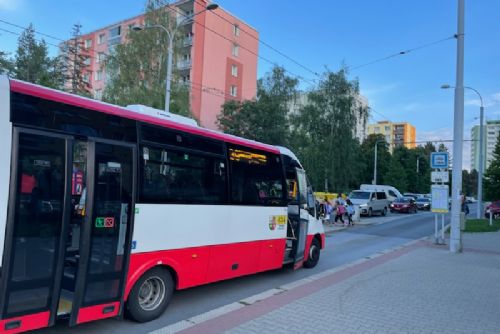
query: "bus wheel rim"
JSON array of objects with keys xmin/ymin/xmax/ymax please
[
  {"xmin": 309, "ymin": 244, "xmax": 319, "ymax": 261},
  {"xmin": 139, "ymin": 276, "xmax": 166, "ymax": 311}
]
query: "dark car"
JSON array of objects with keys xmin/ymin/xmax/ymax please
[
  {"xmin": 485, "ymin": 201, "xmax": 500, "ymax": 220},
  {"xmin": 415, "ymin": 197, "xmax": 431, "ymax": 211},
  {"xmin": 390, "ymin": 197, "xmax": 418, "ymax": 214}
]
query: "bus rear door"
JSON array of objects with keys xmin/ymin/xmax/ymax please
[{"xmin": 68, "ymin": 139, "xmax": 135, "ymax": 326}]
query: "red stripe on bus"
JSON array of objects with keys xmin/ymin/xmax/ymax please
[
  {"xmin": 0, "ymin": 311, "xmax": 50, "ymax": 334},
  {"xmin": 76, "ymin": 302, "xmax": 120, "ymax": 325},
  {"xmin": 9, "ymin": 79, "xmax": 280, "ymax": 154},
  {"xmin": 125, "ymin": 238, "xmax": 286, "ymax": 299}
]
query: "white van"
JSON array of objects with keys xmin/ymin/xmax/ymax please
[{"xmin": 360, "ymin": 184, "xmax": 403, "ymax": 203}]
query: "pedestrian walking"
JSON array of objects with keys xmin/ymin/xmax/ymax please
[
  {"xmin": 334, "ymin": 200, "xmax": 345, "ymax": 225},
  {"xmin": 321, "ymin": 198, "xmax": 332, "ymax": 224},
  {"xmin": 346, "ymin": 197, "xmax": 355, "ymax": 225}
]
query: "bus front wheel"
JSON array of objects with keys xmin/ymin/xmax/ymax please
[
  {"xmin": 126, "ymin": 267, "xmax": 174, "ymax": 323},
  {"xmin": 304, "ymin": 237, "xmax": 320, "ymax": 268}
]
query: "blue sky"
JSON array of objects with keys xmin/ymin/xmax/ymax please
[{"xmin": 1, "ymin": 0, "xmax": 499, "ymax": 168}]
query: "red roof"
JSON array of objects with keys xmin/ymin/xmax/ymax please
[{"xmin": 9, "ymin": 79, "xmax": 279, "ymax": 154}]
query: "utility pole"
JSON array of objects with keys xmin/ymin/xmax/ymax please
[
  {"xmin": 477, "ymin": 99, "xmax": 484, "ymax": 218},
  {"xmin": 450, "ymin": 0, "xmax": 465, "ymax": 253}
]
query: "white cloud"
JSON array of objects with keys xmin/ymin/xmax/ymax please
[
  {"xmin": 360, "ymin": 82, "xmax": 400, "ymax": 102},
  {"xmin": 0, "ymin": 0, "xmax": 21, "ymax": 10},
  {"xmin": 417, "ymin": 127, "xmax": 472, "ymax": 170}
]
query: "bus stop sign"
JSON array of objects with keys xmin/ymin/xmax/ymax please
[{"xmin": 431, "ymin": 152, "xmax": 449, "ymax": 169}]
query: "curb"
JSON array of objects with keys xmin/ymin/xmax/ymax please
[{"xmin": 149, "ymin": 236, "xmax": 428, "ymax": 334}]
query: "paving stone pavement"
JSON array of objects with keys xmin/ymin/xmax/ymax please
[{"xmin": 224, "ymin": 236, "xmax": 500, "ymax": 334}]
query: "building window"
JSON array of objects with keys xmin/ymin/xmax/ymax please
[
  {"xmin": 233, "ymin": 24, "xmax": 240, "ymax": 36},
  {"xmin": 232, "ymin": 44, "xmax": 239, "ymax": 57},
  {"xmin": 83, "ymin": 73, "xmax": 90, "ymax": 83},
  {"xmin": 84, "ymin": 39, "xmax": 92, "ymax": 49},
  {"xmin": 181, "ymin": 74, "xmax": 190, "ymax": 83},
  {"xmin": 97, "ymin": 52, "xmax": 106, "ymax": 63},
  {"xmin": 95, "ymin": 70, "xmax": 103, "ymax": 81},
  {"xmin": 83, "ymin": 57, "xmax": 91, "ymax": 66},
  {"xmin": 231, "ymin": 64, "xmax": 238, "ymax": 77},
  {"xmin": 375, "ymin": 127, "xmax": 380, "ymax": 132},
  {"xmin": 98, "ymin": 33, "xmax": 105, "ymax": 45},
  {"xmin": 94, "ymin": 89, "xmax": 103, "ymax": 100},
  {"xmin": 228, "ymin": 146, "xmax": 285, "ymax": 206},
  {"xmin": 140, "ymin": 146, "xmax": 227, "ymax": 204},
  {"xmin": 385, "ymin": 126, "xmax": 390, "ymax": 131},
  {"xmin": 109, "ymin": 26, "xmax": 121, "ymax": 38},
  {"xmin": 230, "ymin": 85, "xmax": 237, "ymax": 97}
]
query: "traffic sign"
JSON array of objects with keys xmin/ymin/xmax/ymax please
[
  {"xmin": 431, "ymin": 171, "xmax": 449, "ymax": 183},
  {"xmin": 430, "ymin": 152, "xmax": 449, "ymax": 169}
]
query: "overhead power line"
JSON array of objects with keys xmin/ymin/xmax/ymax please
[
  {"xmin": 192, "ymin": 0, "xmax": 320, "ymax": 77},
  {"xmin": 163, "ymin": 2, "xmax": 317, "ymax": 85},
  {"xmin": 350, "ymin": 35, "xmax": 456, "ymax": 71},
  {"xmin": 0, "ymin": 19, "xmax": 105, "ymax": 62}
]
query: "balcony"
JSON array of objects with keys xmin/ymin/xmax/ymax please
[
  {"xmin": 177, "ymin": 60, "xmax": 192, "ymax": 70},
  {"xmin": 183, "ymin": 36, "xmax": 193, "ymax": 47}
]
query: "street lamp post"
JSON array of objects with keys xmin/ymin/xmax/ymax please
[
  {"xmin": 441, "ymin": 84, "xmax": 484, "ymax": 219},
  {"xmin": 133, "ymin": 3, "xmax": 218, "ymax": 113},
  {"xmin": 373, "ymin": 140, "xmax": 384, "ymax": 185}
]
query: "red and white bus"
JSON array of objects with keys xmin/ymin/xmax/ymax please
[{"xmin": 0, "ymin": 76, "xmax": 325, "ymax": 333}]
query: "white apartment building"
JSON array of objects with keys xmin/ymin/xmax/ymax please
[{"xmin": 471, "ymin": 120, "xmax": 500, "ymax": 171}]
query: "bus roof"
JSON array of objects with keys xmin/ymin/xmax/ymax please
[{"xmin": 9, "ymin": 78, "xmax": 280, "ymax": 154}]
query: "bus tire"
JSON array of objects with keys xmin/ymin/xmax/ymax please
[
  {"xmin": 126, "ymin": 267, "xmax": 174, "ymax": 323},
  {"xmin": 304, "ymin": 237, "xmax": 320, "ymax": 268}
]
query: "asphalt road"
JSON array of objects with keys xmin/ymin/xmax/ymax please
[{"xmin": 40, "ymin": 207, "xmax": 474, "ymax": 334}]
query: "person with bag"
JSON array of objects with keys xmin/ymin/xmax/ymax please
[
  {"xmin": 334, "ymin": 200, "xmax": 345, "ymax": 225},
  {"xmin": 346, "ymin": 197, "xmax": 355, "ymax": 225}
]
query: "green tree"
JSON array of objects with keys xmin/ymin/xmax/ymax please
[
  {"xmin": 217, "ymin": 65, "xmax": 298, "ymax": 146},
  {"xmin": 359, "ymin": 134, "xmax": 390, "ymax": 185},
  {"xmin": 60, "ymin": 24, "xmax": 91, "ymax": 96},
  {"xmin": 14, "ymin": 24, "xmax": 59, "ymax": 87},
  {"xmin": 384, "ymin": 147, "xmax": 408, "ymax": 192},
  {"xmin": 484, "ymin": 135, "xmax": 500, "ymax": 200},
  {"xmin": 290, "ymin": 68, "xmax": 364, "ymax": 192},
  {"xmin": 103, "ymin": 2, "xmax": 190, "ymax": 116},
  {"xmin": 0, "ymin": 51, "xmax": 14, "ymax": 75}
]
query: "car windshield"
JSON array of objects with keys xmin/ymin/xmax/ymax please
[
  {"xmin": 395, "ymin": 198, "xmax": 411, "ymax": 203},
  {"xmin": 416, "ymin": 198, "xmax": 429, "ymax": 203},
  {"xmin": 350, "ymin": 191, "xmax": 370, "ymax": 199}
]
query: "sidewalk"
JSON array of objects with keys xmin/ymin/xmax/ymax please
[{"xmin": 162, "ymin": 231, "xmax": 500, "ymax": 334}]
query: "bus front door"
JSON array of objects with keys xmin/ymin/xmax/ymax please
[
  {"xmin": 0, "ymin": 129, "xmax": 72, "ymax": 333},
  {"xmin": 68, "ymin": 140, "xmax": 135, "ymax": 326},
  {"xmin": 293, "ymin": 169, "xmax": 309, "ymax": 269}
]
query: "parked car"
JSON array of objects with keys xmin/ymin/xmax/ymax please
[
  {"xmin": 390, "ymin": 197, "xmax": 418, "ymax": 214},
  {"xmin": 349, "ymin": 190, "xmax": 390, "ymax": 216},
  {"xmin": 360, "ymin": 184, "xmax": 403, "ymax": 203},
  {"xmin": 485, "ymin": 201, "xmax": 500, "ymax": 219},
  {"xmin": 403, "ymin": 193, "xmax": 420, "ymax": 200},
  {"xmin": 415, "ymin": 197, "xmax": 431, "ymax": 210}
]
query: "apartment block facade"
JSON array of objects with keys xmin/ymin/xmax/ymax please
[
  {"xmin": 67, "ymin": 0, "xmax": 258, "ymax": 130},
  {"xmin": 471, "ymin": 120, "xmax": 500, "ymax": 171},
  {"xmin": 288, "ymin": 92, "xmax": 370, "ymax": 142},
  {"xmin": 367, "ymin": 121, "xmax": 416, "ymax": 151}
]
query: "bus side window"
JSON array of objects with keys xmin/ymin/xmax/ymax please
[{"xmin": 228, "ymin": 146, "xmax": 285, "ymax": 206}]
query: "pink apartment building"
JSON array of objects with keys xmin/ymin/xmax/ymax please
[{"xmin": 73, "ymin": 0, "xmax": 258, "ymax": 130}]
